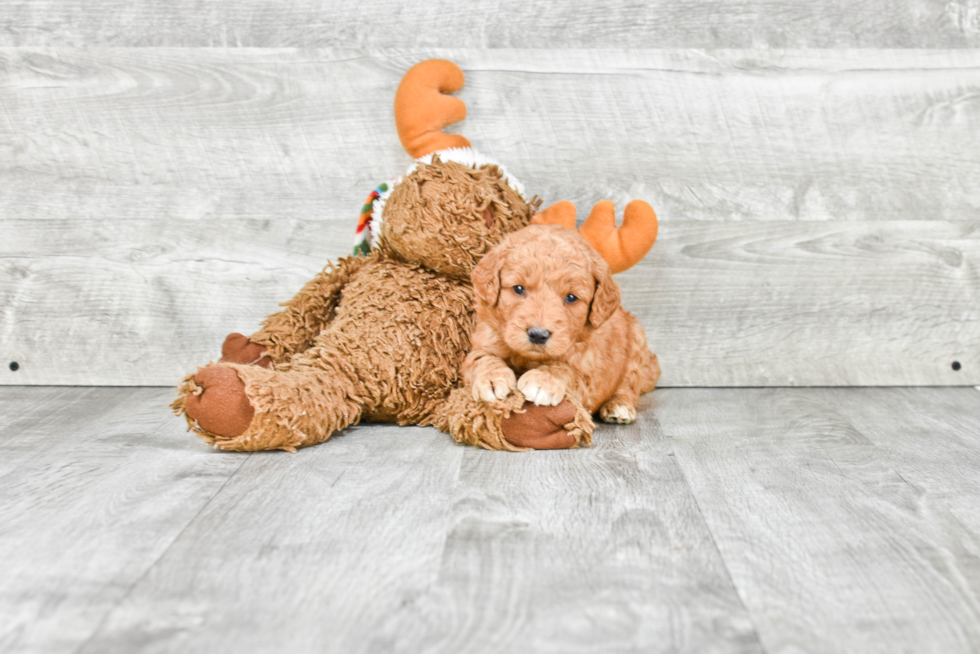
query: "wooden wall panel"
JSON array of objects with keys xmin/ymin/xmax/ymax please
[
  {"xmin": 2, "ymin": 49, "xmax": 978, "ymax": 386},
  {"xmin": 1, "ymin": 0, "xmax": 979, "ymax": 48},
  {"xmin": 2, "ymin": 49, "xmax": 980, "ymax": 225},
  {"xmin": 3, "ymin": 218, "xmax": 976, "ymax": 386}
]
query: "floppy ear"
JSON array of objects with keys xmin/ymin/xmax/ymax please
[
  {"xmin": 471, "ymin": 244, "xmax": 508, "ymax": 308},
  {"xmin": 588, "ymin": 253, "xmax": 621, "ymax": 328}
]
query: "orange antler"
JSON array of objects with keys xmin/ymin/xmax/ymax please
[
  {"xmin": 531, "ymin": 200, "xmax": 577, "ymax": 230},
  {"xmin": 532, "ymin": 199, "xmax": 658, "ymax": 274},
  {"xmin": 394, "ymin": 59, "xmax": 472, "ymax": 159}
]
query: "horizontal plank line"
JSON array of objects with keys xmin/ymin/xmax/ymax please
[{"xmin": 3, "ymin": 218, "xmax": 977, "ymax": 386}]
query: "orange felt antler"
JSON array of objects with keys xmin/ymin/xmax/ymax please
[
  {"xmin": 394, "ymin": 59, "xmax": 472, "ymax": 159},
  {"xmin": 532, "ymin": 200, "xmax": 658, "ymax": 274}
]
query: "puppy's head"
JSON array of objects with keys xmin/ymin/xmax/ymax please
[{"xmin": 472, "ymin": 224, "xmax": 621, "ymax": 360}]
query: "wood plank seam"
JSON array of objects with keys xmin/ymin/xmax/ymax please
[{"xmin": 658, "ymin": 433, "xmax": 770, "ymax": 652}]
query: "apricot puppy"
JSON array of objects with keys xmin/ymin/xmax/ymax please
[{"xmin": 463, "ymin": 223, "xmax": 659, "ymax": 426}]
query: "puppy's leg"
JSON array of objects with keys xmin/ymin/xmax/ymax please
[
  {"xmin": 517, "ymin": 367, "xmax": 567, "ymax": 406},
  {"xmin": 599, "ymin": 333, "xmax": 652, "ymax": 424},
  {"xmin": 466, "ymin": 354, "xmax": 517, "ymax": 402},
  {"xmin": 629, "ymin": 315, "xmax": 660, "ymax": 394},
  {"xmin": 600, "ymin": 393, "xmax": 639, "ymax": 424}
]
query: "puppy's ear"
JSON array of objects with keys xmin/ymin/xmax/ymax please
[
  {"xmin": 472, "ymin": 244, "xmax": 507, "ymax": 307},
  {"xmin": 588, "ymin": 254, "xmax": 621, "ymax": 328}
]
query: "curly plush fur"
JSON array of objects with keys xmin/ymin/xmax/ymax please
[{"xmin": 172, "ymin": 158, "xmax": 596, "ymax": 452}]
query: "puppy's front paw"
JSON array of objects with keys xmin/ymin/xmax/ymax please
[
  {"xmin": 600, "ymin": 399, "xmax": 637, "ymax": 424},
  {"xmin": 472, "ymin": 367, "xmax": 517, "ymax": 402},
  {"xmin": 517, "ymin": 369, "xmax": 566, "ymax": 406}
]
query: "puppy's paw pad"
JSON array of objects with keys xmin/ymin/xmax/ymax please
[
  {"xmin": 517, "ymin": 370, "xmax": 565, "ymax": 406},
  {"xmin": 600, "ymin": 402, "xmax": 636, "ymax": 424}
]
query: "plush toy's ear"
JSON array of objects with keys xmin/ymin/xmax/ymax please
[
  {"xmin": 395, "ymin": 59, "xmax": 472, "ymax": 159},
  {"xmin": 471, "ymin": 245, "xmax": 508, "ymax": 308},
  {"xmin": 588, "ymin": 253, "xmax": 622, "ymax": 328}
]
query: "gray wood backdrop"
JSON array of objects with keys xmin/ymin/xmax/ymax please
[{"xmin": 1, "ymin": 4, "xmax": 978, "ymax": 386}]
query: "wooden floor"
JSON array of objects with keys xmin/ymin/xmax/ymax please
[{"xmin": 2, "ymin": 386, "xmax": 980, "ymax": 654}]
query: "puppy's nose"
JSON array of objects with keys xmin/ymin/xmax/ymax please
[{"xmin": 527, "ymin": 327, "xmax": 551, "ymax": 345}]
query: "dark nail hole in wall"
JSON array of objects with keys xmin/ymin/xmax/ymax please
[
  {"xmin": 9, "ymin": 362, "xmax": 19, "ymax": 371},
  {"xmin": 952, "ymin": 361, "xmax": 962, "ymax": 371}
]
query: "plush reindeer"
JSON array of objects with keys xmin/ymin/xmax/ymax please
[{"xmin": 172, "ymin": 59, "xmax": 657, "ymax": 452}]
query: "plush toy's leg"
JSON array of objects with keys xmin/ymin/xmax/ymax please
[
  {"xmin": 250, "ymin": 256, "xmax": 369, "ymax": 362},
  {"xmin": 430, "ymin": 388, "xmax": 594, "ymax": 451},
  {"xmin": 219, "ymin": 333, "xmax": 272, "ymax": 367},
  {"xmin": 173, "ymin": 362, "xmax": 365, "ymax": 452},
  {"xmin": 179, "ymin": 366, "xmax": 255, "ymax": 436},
  {"xmin": 502, "ymin": 402, "xmax": 591, "ymax": 449}
]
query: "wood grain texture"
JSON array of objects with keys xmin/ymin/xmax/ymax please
[
  {"xmin": 660, "ymin": 387, "xmax": 980, "ymax": 654},
  {"xmin": 2, "ymin": 0, "xmax": 980, "ymax": 48},
  {"xmin": 0, "ymin": 387, "xmax": 246, "ymax": 654},
  {"xmin": 73, "ymin": 395, "xmax": 763, "ymax": 654},
  {"xmin": 373, "ymin": 401, "xmax": 762, "ymax": 653},
  {"xmin": 5, "ymin": 387, "xmax": 980, "ymax": 653},
  {"xmin": 2, "ymin": 48, "xmax": 980, "ymax": 225},
  {"xmin": 3, "ymin": 218, "xmax": 976, "ymax": 386},
  {"xmin": 77, "ymin": 424, "xmax": 472, "ymax": 654},
  {"xmin": 2, "ymin": 48, "xmax": 978, "ymax": 386},
  {"xmin": 619, "ymin": 219, "xmax": 980, "ymax": 387},
  {"xmin": 827, "ymin": 387, "xmax": 980, "ymax": 535}
]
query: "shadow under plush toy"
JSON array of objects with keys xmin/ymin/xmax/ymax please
[{"xmin": 172, "ymin": 59, "xmax": 658, "ymax": 452}]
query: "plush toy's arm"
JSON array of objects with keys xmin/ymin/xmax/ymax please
[{"xmin": 248, "ymin": 255, "xmax": 369, "ymax": 363}]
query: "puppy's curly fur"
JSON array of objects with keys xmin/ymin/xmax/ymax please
[{"xmin": 463, "ymin": 224, "xmax": 659, "ymax": 425}]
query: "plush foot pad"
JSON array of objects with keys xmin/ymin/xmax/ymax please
[
  {"xmin": 600, "ymin": 400, "xmax": 636, "ymax": 424},
  {"xmin": 183, "ymin": 366, "xmax": 254, "ymax": 438},
  {"xmin": 502, "ymin": 400, "xmax": 578, "ymax": 449},
  {"xmin": 220, "ymin": 333, "xmax": 271, "ymax": 368}
]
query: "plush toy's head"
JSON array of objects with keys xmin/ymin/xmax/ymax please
[
  {"xmin": 354, "ymin": 59, "xmax": 540, "ymax": 279},
  {"xmin": 379, "ymin": 157, "xmax": 538, "ymax": 279}
]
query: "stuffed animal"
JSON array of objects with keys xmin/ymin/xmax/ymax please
[{"xmin": 172, "ymin": 59, "xmax": 657, "ymax": 452}]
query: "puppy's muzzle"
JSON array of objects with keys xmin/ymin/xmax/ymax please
[{"xmin": 527, "ymin": 327, "xmax": 551, "ymax": 345}]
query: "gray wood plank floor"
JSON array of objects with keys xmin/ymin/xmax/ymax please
[{"xmin": 2, "ymin": 386, "xmax": 979, "ymax": 653}]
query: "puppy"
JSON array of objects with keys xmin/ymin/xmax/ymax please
[{"xmin": 463, "ymin": 223, "xmax": 659, "ymax": 426}]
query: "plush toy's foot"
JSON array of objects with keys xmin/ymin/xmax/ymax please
[
  {"xmin": 182, "ymin": 366, "xmax": 254, "ymax": 438},
  {"xmin": 174, "ymin": 361, "xmax": 366, "ymax": 452},
  {"xmin": 502, "ymin": 401, "xmax": 578, "ymax": 449},
  {"xmin": 434, "ymin": 388, "xmax": 594, "ymax": 451},
  {"xmin": 220, "ymin": 333, "xmax": 271, "ymax": 368}
]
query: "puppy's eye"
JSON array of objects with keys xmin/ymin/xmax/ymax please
[
  {"xmin": 513, "ymin": 285, "xmax": 525, "ymax": 296},
  {"xmin": 564, "ymin": 294, "xmax": 578, "ymax": 304}
]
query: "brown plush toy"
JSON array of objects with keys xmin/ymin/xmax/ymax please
[{"xmin": 172, "ymin": 59, "xmax": 656, "ymax": 452}]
